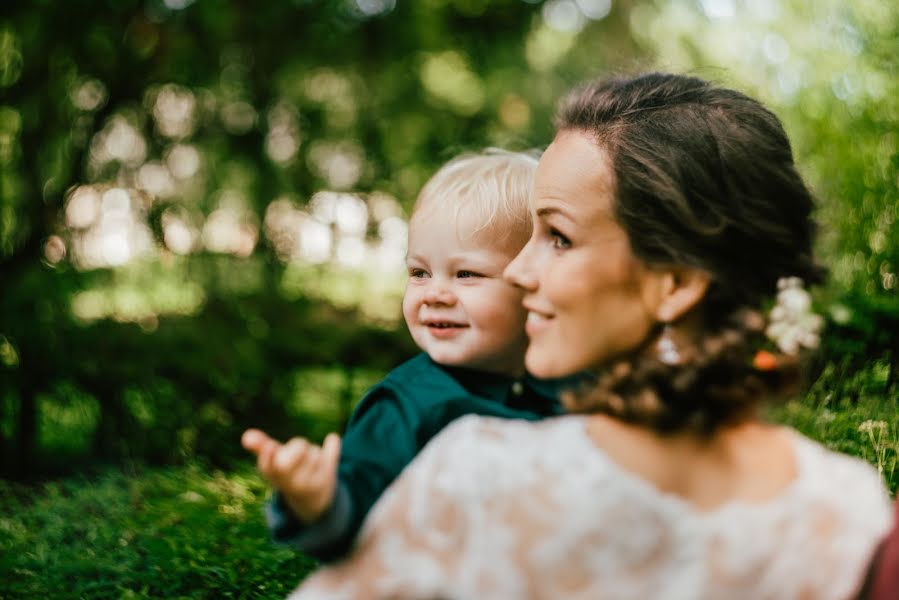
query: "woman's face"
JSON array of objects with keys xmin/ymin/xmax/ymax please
[{"xmin": 504, "ymin": 130, "xmax": 666, "ymax": 378}]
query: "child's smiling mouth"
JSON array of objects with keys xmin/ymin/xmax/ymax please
[{"xmin": 423, "ymin": 320, "xmax": 469, "ymax": 338}]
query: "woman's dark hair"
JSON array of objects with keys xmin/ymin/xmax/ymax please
[{"xmin": 555, "ymin": 73, "xmax": 826, "ymax": 434}]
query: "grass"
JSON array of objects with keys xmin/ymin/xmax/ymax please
[
  {"xmin": 769, "ymin": 396, "xmax": 899, "ymax": 493},
  {"xmin": 0, "ymin": 463, "xmax": 316, "ymax": 599},
  {"xmin": 1, "ymin": 388, "xmax": 896, "ymax": 598}
]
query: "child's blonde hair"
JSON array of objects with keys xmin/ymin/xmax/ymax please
[{"xmin": 412, "ymin": 149, "xmax": 538, "ymax": 241}]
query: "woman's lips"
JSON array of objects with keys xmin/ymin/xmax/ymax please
[{"xmin": 525, "ymin": 311, "xmax": 552, "ymax": 336}]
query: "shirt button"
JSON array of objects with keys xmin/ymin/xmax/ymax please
[{"xmin": 511, "ymin": 381, "xmax": 524, "ymax": 396}]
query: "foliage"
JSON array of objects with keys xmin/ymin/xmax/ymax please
[
  {"xmin": 1, "ymin": 0, "xmax": 635, "ymax": 477},
  {"xmin": 773, "ymin": 398, "xmax": 899, "ymax": 494},
  {"xmin": 0, "ymin": 277, "xmax": 413, "ymax": 476},
  {"xmin": 770, "ymin": 359, "xmax": 899, "ymax": 493}
]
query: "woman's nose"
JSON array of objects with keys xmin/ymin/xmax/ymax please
[{"xmin": 504, "ymin": 238, "xmax": 538, "ymax": 291}]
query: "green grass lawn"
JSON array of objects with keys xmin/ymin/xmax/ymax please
[
  {"xmin": 0, "ymin": 464, "xmax": 316, "ymax": 599},
  {"xmin": 1, "ymin": 396, "xmax": 896, "ymax": 599}
]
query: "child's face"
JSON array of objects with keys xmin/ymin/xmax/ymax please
[{"xmin": 403, "ymin": 209, "xmax": 529, "ymax": 377}]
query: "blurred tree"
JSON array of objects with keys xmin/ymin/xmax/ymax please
[{"xmin": 0, "ymin": 0, "xmax": 643, "ymax": 476}]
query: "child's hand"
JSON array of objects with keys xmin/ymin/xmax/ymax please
[{"xmin": 242, "ymin": 428, "xmax": 342, "ymax": 523}]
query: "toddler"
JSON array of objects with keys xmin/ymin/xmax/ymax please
[{"xmin": 242, "ymin": 150, "xmax": 568, "ymax": 561}]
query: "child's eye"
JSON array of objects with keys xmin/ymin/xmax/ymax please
[
  {"xmin": 550, "ymin": 228, "xmax": 571, "ymax": 250},
  {"xmin": 457, "ymin": 270, "xmax": 482, "ymax": 279},
  {"xmin": 409, "ymin": 268, "xmax": 429, "ymax": 279}
]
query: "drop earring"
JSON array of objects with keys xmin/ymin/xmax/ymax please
[{"xmin": 656, "ymin": 324, "xmax": 681, "ymax": 366}]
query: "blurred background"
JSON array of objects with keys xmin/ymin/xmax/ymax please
[
  {"xmin": 2, "ymin": 1, "xmax": 898, "ymax": 596},
  {"xmin": 1, "ymin": 0, "xmax": 897, "ymax": 479}
]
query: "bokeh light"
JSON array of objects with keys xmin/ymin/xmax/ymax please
[
  {"xmin": 307, "ymin": 142, "xmax": 365, "ymax": 190},
  {"xmin": 70, "ymin": 78, "xmax": 108, "ymax": 112},
  {"xmin": 65, "ymin": 186, "xmax": 102, "ymax": 229},
  {"xmin": 348, "ymin": 0, "xmax": 396, "ymax": 18},
  {"xmin": 265, "ymin": 101, "xmax": 301, "ymax": 165},
  {"xmin": 152, "ymin": 84, "xmax": 198, "ymax": 139},
  {"xmin": 165, "ymin": 144, "xmax": 201, "ymax": 180},
  {"xmin": 220, "ymin": 101, "xmax": 257, "ymax": 135},
  {"xmin": 420, "ymin": 51, "xmax": 486, "ymax": 116},
  {"xmin": 90, "ymin": 115, "xmax": 147, "ymax": 170},
  {"xmin": 0, "ymin": 335, "xmax": 19, "ymax": 367},
  {"xmin": 43, "ymin": 235, "xmax": 66, "ymax": 265},
  {"xmin": 298, "ymin": 217, "xmax": 333, "ymax": 265},
  {"xmin": 0, "ymin": 28, "xmax": 23, "ymax": 88},
  {"xmin": 202, "ymin": 206, "xmax": 258, "ymax": 258},
  {"xmin": 543, "ymin": 0, "xmax": 587, "ymax": 33},
  {"xmin": 162, "ymin": 208, "xmax": 200, "ymax": 255},
  {"xmin": 136, "ymin": 162, "xmax": 176, "ymax": 199}
]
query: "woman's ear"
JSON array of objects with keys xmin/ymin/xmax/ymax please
[{"xmin": 655, "ymin": 267, "xmax": 711, "ymax": 323}]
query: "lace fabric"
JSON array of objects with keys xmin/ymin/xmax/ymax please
[{"xmin": 291, "ymin": 415, "xmax": 894, "ymax": 600}]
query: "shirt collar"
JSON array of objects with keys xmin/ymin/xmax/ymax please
[
  {"xmin": 437, "ymin": 360, "xmax": 586, "ymax": 408},
  {"xmin": 439, "ymin": 362, "xmax": 520, "ymax": 404}
]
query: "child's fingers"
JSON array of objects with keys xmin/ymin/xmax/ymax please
[
  {"xmin": 320, "ymin": 433, "xmax": 342, "ymax": 474},
  {"xmin": 300, "ymin": 434, "xmax": 340, "ymax": 489},
  {"xmin": 257, "ymin": 438, "xmax": 280, "ymax": 478},
  {"xmin": 273, "ymin": 437, "xmax": 311, "ymax": 476},
  {"xmin": 241, "ymin": 428, "xmax": 271, "ymax": 455}
]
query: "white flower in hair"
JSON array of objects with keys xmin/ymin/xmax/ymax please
[{"xmin": 765, "ymin": 277, "xmax": 824, "ymax": 355}]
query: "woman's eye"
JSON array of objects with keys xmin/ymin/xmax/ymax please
[
  {"xmin": 457, "ymin": 270, "xmax": 482, "ymax": 279},
  {"xmin": 550, "ymin": 229, "xmax": 571, "ymax": 249}
]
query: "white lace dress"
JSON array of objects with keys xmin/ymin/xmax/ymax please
[{"xmin": 290, "ymin": 415, "xmax": 894, "ymax": 600}]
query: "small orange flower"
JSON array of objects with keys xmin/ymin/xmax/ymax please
[{"xmin": 753, "ymin": 350, "xmax": 778, "ymax": 371}]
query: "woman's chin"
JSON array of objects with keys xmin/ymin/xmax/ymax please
[{"xmin": 525, "ymin": 351, "xmax": 573, "ymax": 379}]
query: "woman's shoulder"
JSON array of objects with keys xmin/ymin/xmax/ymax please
[
  {"xmin": 782, "ymin": 428, "xmax": 893, "ymax": 550},
  {"xmin": 789, "ymin": 428, "xmax": 890, "ymax": 501},
  {"xmin": 740, "ymin": 429, "xmax": 893, "ymax": 598}
]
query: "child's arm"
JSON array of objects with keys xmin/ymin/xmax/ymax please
[
  {"xmin": 241, "ymin": 429, "xmax": 341, "ymax": 523},
  {"xmin": 243, "ymin": 386, "xmax": 434, "ymax": 562}
]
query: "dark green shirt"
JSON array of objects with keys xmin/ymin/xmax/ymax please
[{"xmin": 266, "ymin": 352, "xmax": 568, "ymax": 562}]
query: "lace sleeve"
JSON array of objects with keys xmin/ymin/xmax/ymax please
[{"xmin": 288, "ymin": 416, "xmax": 484, "ymax": 600}]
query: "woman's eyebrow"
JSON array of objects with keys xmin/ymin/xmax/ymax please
[{"xmin": 535, "ymin": 206, "xmax": 582, "ymax": 227}]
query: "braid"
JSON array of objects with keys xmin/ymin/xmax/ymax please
[{"xmin": 563, "ymin": 308, "xmax": 802, "ymax": 435}]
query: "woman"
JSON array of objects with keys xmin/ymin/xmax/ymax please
[{"xmin": 291, "ymin": 73, "xmax": 894, "ymax": 599}]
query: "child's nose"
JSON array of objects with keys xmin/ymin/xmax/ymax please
[{"xmin": 423, "ymin": 283, "xmax": 456, "ymax": 306}]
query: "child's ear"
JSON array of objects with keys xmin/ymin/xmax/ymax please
[{"xmin": 654, "ymin": 267, "xmax": 711, "ymax": 323}]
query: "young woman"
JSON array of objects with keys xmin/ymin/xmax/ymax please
[{"xmin": 290, "ymin": 73, "xmax": 894, "ymax": 600}]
